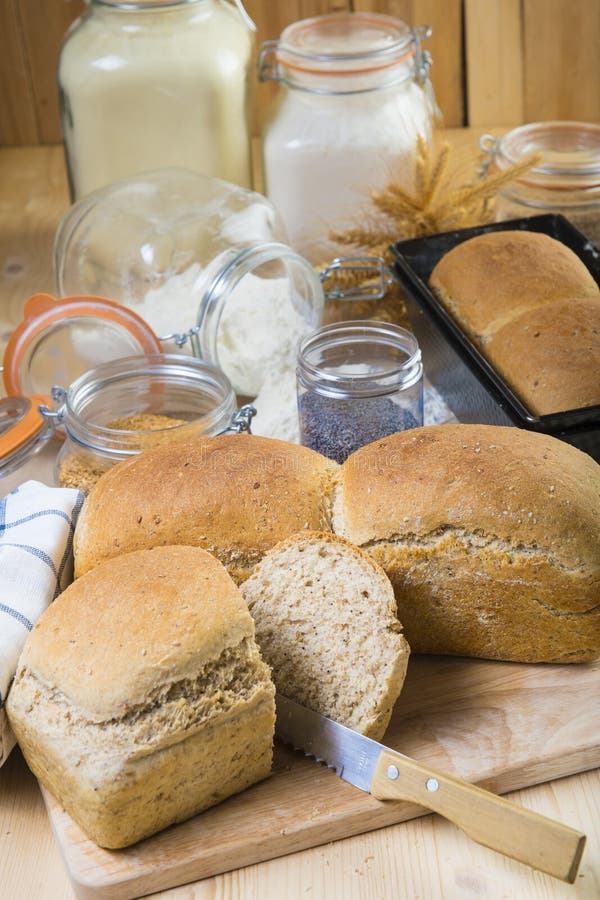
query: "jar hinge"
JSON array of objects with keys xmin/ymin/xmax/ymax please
[
  {"xmin": 478, "ymin": 134, "xmax": 502, "ymax": 177},
  {"xmin": 258, "ymin": 40, "xmax": 281, "ymax": 83},
  {"xmin": 412, "ymin": 26, "xmax": 432, "ymax": 86},
  {"xmin": 320, "ymin": 256, "xmax": 394, "ymax": 302},
  {"xmin": 220, "ymin": 404, "xmax": 257, "ymax": 435},
  {"xmin": 159, "ymin": 327, "xmax": 202, "ymax": 357},
  {"xmin": 37, "ymin": 385, "xmax": 69, "ymax": 439}
]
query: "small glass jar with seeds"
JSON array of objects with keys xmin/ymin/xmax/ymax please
[
  {"xmin": 297, "ymin": 320, "xmax": 423, "ymax": 463},
  {"xmin": 50, "ymin": 354, "xmax": 244, "ymax": 494}
]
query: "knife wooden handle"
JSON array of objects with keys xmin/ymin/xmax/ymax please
[{"xmin": 371, "ymin": 748, "xmax": 586, "ymax": 883}]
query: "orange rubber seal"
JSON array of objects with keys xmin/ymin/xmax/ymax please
[
  {"xmin": 3, "ymin": 293, "xmax": 161, "ymax": 397},
  {"xmin": 0, "ymin": 395, "xmax": 48, "ymax": 458}
]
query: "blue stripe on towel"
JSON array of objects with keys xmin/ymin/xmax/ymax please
[
  {"xmin": 0, "ymin": 543, "xmax": 58, "ymax": 578},
  {"xmin": 55, "ymin": 492, "xmax": 84, "ymax": 597},
  {"xmin": 0, "ymin": 508, "xmax": 75, "ymax": 535},
  {"xmin": 0, "ymin": 603, "xmax": 34, "ymax": 632}
]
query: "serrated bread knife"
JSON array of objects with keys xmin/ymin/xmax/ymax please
[{"xmin": 275, "ymin": 694, "xmax": 586, "ymax": 883}]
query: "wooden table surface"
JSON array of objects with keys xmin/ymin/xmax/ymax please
[{"xmin": 1, "ymin": 133, "xmax": 599, "ymax": 900}]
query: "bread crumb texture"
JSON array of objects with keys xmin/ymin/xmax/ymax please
[
  {"xmin": 241, "ymin": 532, "xmax": 409, "ymax": 740},
  {"xmin": 6, "ymin": 545, "xmax": 275, "ymax": 848}
]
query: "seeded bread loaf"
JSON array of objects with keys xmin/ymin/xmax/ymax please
[
  {"xmin": 72, "ymin": 426, "xmax": 600, "ymax": 664},
  {"xmin": 428, "ymin": 230, "xmax": 600, "ymax": 417},
  {"xmin": 6, "ymin": 545, "xmax": 275, "ymax": 848},
  {"xmin": 74, "ymin": 434, "xmax": 339, "ymax": 582},
  {"xmin": 241, "ymin": 532, "xmax": 410, "ymax": 740},
  {"xmin": 334, "ymin": 425, "xmax": 600, "ymax": 663},
  {"xmin": 485, "ymin": 298, "xmax": 600, "ymax": 415},
  {"xmin": 429, "ymin": 230, "xmax": 600, "ymax": 344}
]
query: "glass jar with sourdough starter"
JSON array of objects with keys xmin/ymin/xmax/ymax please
[
  {"xmin": 259, "ymin": 12, "xmax": 437, "ymax": 263},
  {"xmin": 58, "ymin": 0, "xmax": 255, "ymax": 199},
  {"xmin": 481, "ymin": 121, "xmax": 600, "ymax": 246}
]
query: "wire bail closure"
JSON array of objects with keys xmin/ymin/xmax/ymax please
[
  {"xmin": 411, "ymin": 25, "xmax": 432, "ymax": 86},
  {"xmin": 37, "ymin": 385, "xmax": 69, "ymax": 434},
  {"xmin": 320, "ymin": 256, "xmax": 393, "ymax": 302},
  {"xmin": 221, "ymin": 404, "xmax": 256, "ymax": 435},
  {"xmin": 478, "ymin": 134, "xmax": 502, "ymax": 177},
  {"xmin": 258, "ymin": 40, "xmax": 280, "ymax": 83}
]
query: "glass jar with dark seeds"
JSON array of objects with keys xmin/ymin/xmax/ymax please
[{"xmin": 296, "ymin": 320, "xmax": 423, "ymax": 464}]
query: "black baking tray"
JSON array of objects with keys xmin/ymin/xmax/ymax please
[{"xmin": 390, "ymin": 214, "xmax": 600, "ymax": 461}]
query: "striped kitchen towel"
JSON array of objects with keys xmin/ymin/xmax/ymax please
[{"xmin": 0, "ymin": 480, "xmax": 84, "ymax": 767}]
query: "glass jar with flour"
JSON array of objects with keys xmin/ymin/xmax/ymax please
[
  {"xmin": 259, "ymin": 11, "xmax": 437, "ymax": 262},
  {"xmin": 58, "ymin": 0, "xmax": 255, "ymax": 199},
  {"xmin": 54, "ymin": 169, "xmax": 388, "ymax": 442}
]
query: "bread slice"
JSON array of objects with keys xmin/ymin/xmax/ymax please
[
  {"xmin": 240, "ymin": 531, "xmax": 410, "ymax": 740},
  {"xmin": 6, "ymin": 545, "xmax": 275, "ymax": 849}
]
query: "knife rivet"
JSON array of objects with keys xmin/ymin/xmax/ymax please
[
  {"xmin": 386, "ymin": 765, "xmax": 399, "ymax": 780},
  {"xmin": 426, "ymin": 778, "xmax": 439, "ymax": 792}
]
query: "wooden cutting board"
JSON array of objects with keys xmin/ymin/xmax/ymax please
[{"xmin": 42, "ymin": 655, "xmax": 600, "ymax": 900}]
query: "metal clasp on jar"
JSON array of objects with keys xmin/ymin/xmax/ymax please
[
  {"xmin": 257, "ymin": 40, "xmax": 281, "ymax": 83},
  {"xmin": 411, "ymin": 25, "xmax": 433, "ymax": 86},
  {"xmin": 319, "ymin": 256, "xmax": 393, "ymax": 302},
  {"xmin": 37, "ymin": 385, "xmax": 69, "ymax": 436},
  {"xmin": 219, "ymin": 404, "xmax": 257, "ymax": 435},
  {"xmin": 479, "ymin": 134, "xmax": 502, "ymax": 177}
]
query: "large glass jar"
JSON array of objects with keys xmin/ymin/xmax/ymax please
[
  {"xmin": 58, "ymin": 0, "xmax": 254, "ymax": 200},
  {"xmin": 481, "ymin": 121, "xmax": 600, "ymax": 247},
  {"xmin": 54, "ymin": 169, "xmax": 388, "ymax": 409},
  {"xmin": 259, "ymin": 12, "xmax": 437, "ymax": 263}
]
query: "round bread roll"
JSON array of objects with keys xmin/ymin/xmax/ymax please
[
  {"xmin": 429, "ymin": 230, "xmax": 600, "ymax": 343},
  {"xmin": 74, "ymin": 433, "xmax": 339, "ymax": 581},
  {"xmin": 6, "ymin": 545, "xmax": 275, "ymax": 848},
  {"xmin": 486, "ymin": 297, "xmax": 600, "ymax": 415},
  {"xmin": 334, "ymin": 424, "xmax": 600, "ymax": 663}
]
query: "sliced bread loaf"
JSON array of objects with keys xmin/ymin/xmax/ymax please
[{"xmin": 241, "ymin": 531, "xmax": 410, "ymax": 740}]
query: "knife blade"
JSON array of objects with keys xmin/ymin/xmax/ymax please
[{"xmin": 275, "ymin": 694, "xmax": 586, "ymax": 884}]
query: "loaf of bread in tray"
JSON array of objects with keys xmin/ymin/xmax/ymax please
[
  {"xmin": 334, "ymin": 425, "xmax": 600, "ymax": 663},
  {"xmin": 429, "ymin": 230, "xmax": 600, "ymax": 343},
  {"xmin": 241, "ymin": 531, "xmax": 410, "ymax": 740},
  {"xmin": 428, "ymin": 230, "xmax": 600, "ymax": 416},
  {"xmin": 485, "ymin": 297, "xmax": 600, "ymax": 415},
  {"xmin": 74, "ymin": 433, "xmax": 339, "ymax": 581},
  {"xmin": 6, "ymin": 545, "xmax": 275, "ymax": 849}
]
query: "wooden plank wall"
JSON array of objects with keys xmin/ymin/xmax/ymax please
[{"xmin": 0, "ymin": 0, "xmax": 598, "ymax": 146}]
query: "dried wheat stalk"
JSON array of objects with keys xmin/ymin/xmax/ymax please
[{"xmin": 320, "ymin": 136, "xmax": 541, "ymax": 283}]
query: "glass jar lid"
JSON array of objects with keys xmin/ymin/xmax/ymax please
[
  {"xmin": 484, "ymin": 121, "xmax": 600, "ymax": 191},
  {"xmin": 277, "ymin": 12, "xmax": 415, "ymax": 74},
  {"xmin": 259, "ymin": 12, "xmax": 432, "ymax": 93},
  {"xmin": 3, "ymin": 292, "xmax": 161, "ymax": 399},
  {"xmin": 0, "ymin": 395, "xmax": 53, "ymax": 478}
]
